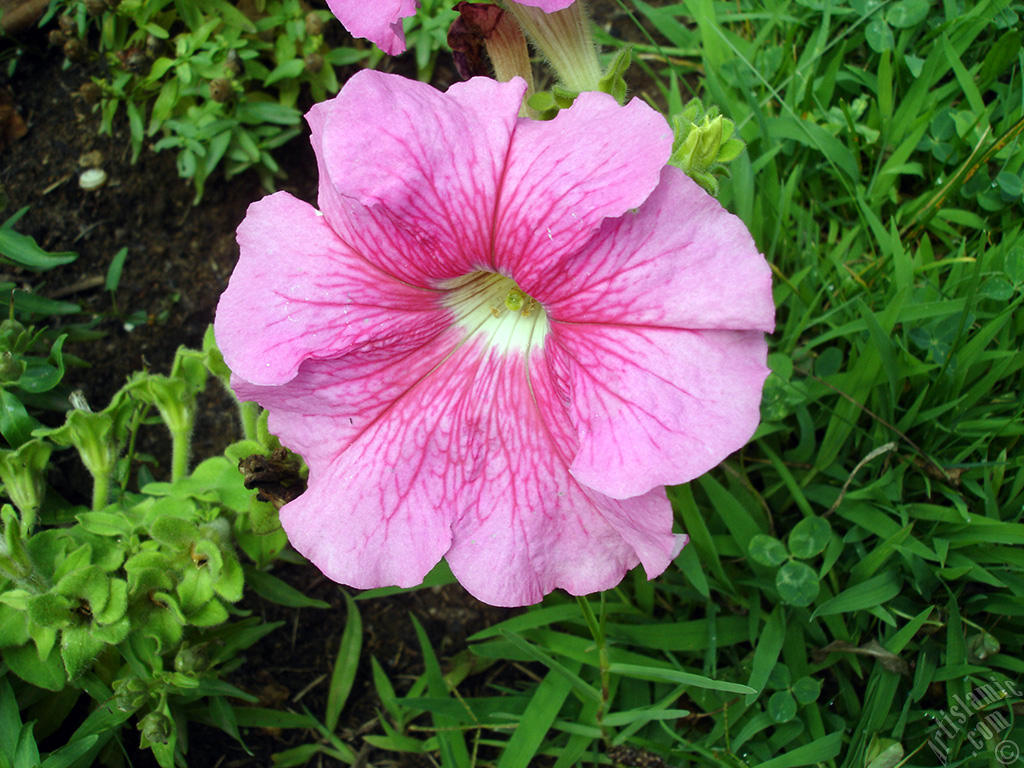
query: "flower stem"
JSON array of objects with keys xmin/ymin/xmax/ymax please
[
  {"xmin": 576, "ymin": 594, "xmax": 612, "ymax": 746},
  {"xmin": 239, "ymin": 401, "xmax": 259, "ymax": 443},
  {"xmin": 171, "ymin": 427, "xmax": 191, "ymax": 483},
  {"xmin": 92, "ymin": 470, "xmax": 110, "ymax": 511}
]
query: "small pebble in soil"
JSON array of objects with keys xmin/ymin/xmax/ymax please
[{"xmin": 79, "ymin": 168, "xmax": 108, "ymax": 191}]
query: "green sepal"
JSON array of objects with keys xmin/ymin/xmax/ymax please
[
  {"xmin": 526, "ymin": 86, "xmax": 579, "ymax": 120},
  {"xmin": 200, "ymin": 325, "xmax": 231, "ymax": 384},
  {"xmin": 91, "ymin": 615, "xmax": 130, "ymax": 645},
  {"xmin": 33, "ymin": 397, "xmax": 133, "ymax": 480},
  {"xmin": 667, "ymin": 97, "xmax": 745, "ymax": 197},
  {"xmin": 223, "ymin": 439, "xmax": 268, "ymax": 465},
  {"xmin": 150, "ymin": 591, "xmax": 187, "ymax": 624},
  {"xmin": 597, "ymin": 45, "xmax": 631, "ymax": 105}
]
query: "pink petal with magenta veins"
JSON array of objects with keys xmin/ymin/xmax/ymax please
[
  {"xmin": 307, "ymin": 72, "xmax": 526, "ymax": 284},
  {"xmin": 324, "ymin": 0, "xmax": 417, "ymax": 54},
  {"xmin": 214, "ymin": 191, "xmax": 449, "ymax": 387}
]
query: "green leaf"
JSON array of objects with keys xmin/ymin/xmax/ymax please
[
  {"xmin": 757, "ymin": 732, "xmax": 843, "ymax": 768},
  {"xmin": 788, "ymin": 516, "xmax": 831, "ymax": 559},
  {"xmin": 0, "ymin": 211, "xmax": 77, "ymax": 271},
  {"xmin": 865, "ymin": 18, "xmax": 894, "ymax": 52},
  {"xmin": 324, "ymin": 591, "xmax": 362, "ymax": 732},
  {"xmin": 607, "ymin": 663, "xmax": 755, "ymax": 694},
  {"xmin": 105, "ymin": 248, "xmax": 128, "ymax": 293},
  {"xmin": 791, "ymin": 676, "xmax": 822, "ymax": 704},
  {"xmin": 768, "ymin": 690, "xmax": 797, "ymax": 722},
  {"xmin": 812, "ymin": 570, "xmax": 901, "ymax": 618},
  {"xmin": 886, "ymin": 0, "xmax": 929, "ymax": 27},
  {"xmin": 749, "ymin": 534, "xmax": 789, "ymax": 566},
  {"xmin": 242, "ymin": 567, "xmax": 330, "ymax": 609},
  {"xmin": 776, "ymin": 561, "xmax": 820, "ymax": 607},
  {"xmin": 61, "ymin": 626, "xmax": 105, "ymax": 680}
]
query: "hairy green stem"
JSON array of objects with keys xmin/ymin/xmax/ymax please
[
  {"xmin": 92, "ymin": 470, "xmax": 111, "ymax": 511},
  {"xmin": 171, "ymin": 428, "xmax": 191, "ymax": 483},
  {"xmin": 239, "ymin": 401, "xmax": 259, "ymax": 442}
]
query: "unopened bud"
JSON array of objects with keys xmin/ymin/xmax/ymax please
[{"xmin": 139, "ymin": 712, "xmax": 172, "ymax": 745}]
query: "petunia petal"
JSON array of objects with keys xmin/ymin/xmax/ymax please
[
  {"xmin": 538, "ymin": 167, "xmax": 776, "ymax": 331},
  {"xmin": 513, "ymin": 0, "xmax": 578, "ymax": 10},
  {"xmin": 275, "ymin": 331, "xmax": 681, "ymax": 606},
  {"xmin": 324, "ymin": 0, "xmax": 417, "ymax": 55},
  {"xmin": 307, "ymin": 72, "xmax": 526, "ymax": 284},
  {"xmin": 553, "ymin": 323, "xmax": 769, "ymax": 499},
  {"xmin": 493, "ymin": 92, "xmax": 673, "ymax": 284},
  {"xmin": 214, "ymin": 191, "xmax": 448, "ymax": 386}
]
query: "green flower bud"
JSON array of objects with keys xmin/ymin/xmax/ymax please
[
  {"xmin": 173, "ymin": 643, "xmax": 209, "ymax": 674},
  {"xmin": 139, "ymin": 711, "xmax": 172, "ymax": 745},
  {"xmin": 668, "ymin": 98, "xmax": 746, "ymax": 197},
  {"xmin": 0, "ymin": 350, "xmax": 25, "ymax": 382},
  {"xmin": 113, "ymin": 677, "xmax": 149, "ymax": 712},
  {"xmin": 0, "ymin": 439, "xmax": 53, "ymax": 529}
]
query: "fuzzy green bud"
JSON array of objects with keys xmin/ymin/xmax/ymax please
[
  {"xmin": 139, "ymin": 712, "xmax": 172, "ymax": 745},
  {"xmin": 669, "ymin": 98, "xmax": 746, "ymax": 197}
]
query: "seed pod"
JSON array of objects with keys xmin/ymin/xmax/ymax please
[
  {"xmin": 58, "ymin": 14, "xmax": 75, "ymax": 34},
  {"xmin": 48, "ymin": 29, "xmax": 67, "ymax": 47},
  {"xmin": 208, "ymin": 78, "xmax": 232, "ymax": 102},
  {"xmin": 63, "ymin": 38, "xmax": 87, "ymax": 62},
  {"xmin": 304, "ymin": 53, "xmax": 324, "ymax": 74},
  {"xmin": 304, "ymin": 11, "xmax": 324, "ymax": 36}
]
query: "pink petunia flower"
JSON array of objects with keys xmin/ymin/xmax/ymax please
[
  {"xmin": 214, "ymin": 70, "xmax": 774, "ymax": 607},
  {"xmin": 325, "ymin": 0, "xmax": 576, "ymax": 54}
]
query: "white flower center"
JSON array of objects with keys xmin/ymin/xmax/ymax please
[{"xmin": 442, "ymin": 272, "xmax": 549, "ymax": 354}]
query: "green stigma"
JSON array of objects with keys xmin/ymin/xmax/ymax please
[{"xmin": 504, "ymin": 288, "xmax": 526, "ymax": 312}]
